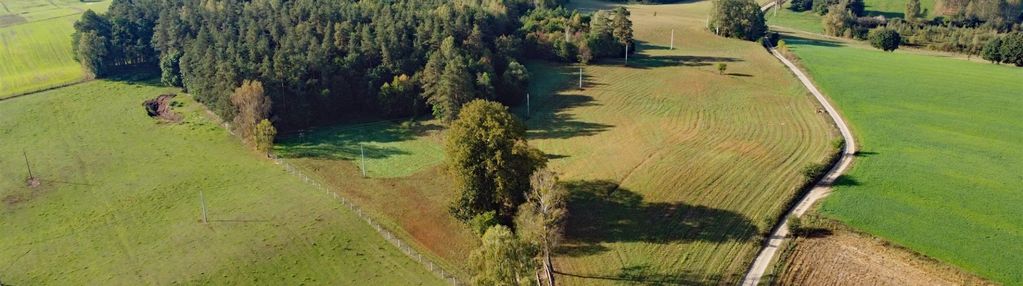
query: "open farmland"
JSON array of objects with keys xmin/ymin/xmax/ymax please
[
  {"xmin": 276, "ymin": 0, "xmax": 839, "ymax": 284},
  {"xmin": 781, "ymin": 33, "xmax": 1023, "ymax": 285},
  {"xmin": 0, "ymin": 0, "xmax": 108, "ymax": 99},
  {"xmin": 0, "ymin": 80, "xmax": 441, "ymax": 284}
]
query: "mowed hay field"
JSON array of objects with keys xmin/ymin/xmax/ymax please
[
  {"xmin": 535, "ymin": 1, "xmax": 837, "ymax": 283},
  {"xmin": 0, "ymin": 0, "xmax": 108, "ymax": 99},
  {"xmin": 277, "ymin": 0, "xmax": 839, "ymax": 284},
  {"xmin": 782, "ymin": 35, "xmax": 1023, "ymax": 285},
  {"xmin": 0, "ymin": 80, "xmax": 441, "ymax": 285}
]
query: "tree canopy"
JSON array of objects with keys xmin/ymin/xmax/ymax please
[
  {"xmin": 710, "ymin": 0, "xmax": 768, "ymax": 41},
  {"xmin": 468, "ymin": 225, "xmax": 538, "ymax": 286},
  {"xmin": 869, "ymin": 28, "xmax": 902, "ymax": 52},
  {"xmin": 445, "ymin": 100, "xmax": 546, "ymax": 224}
]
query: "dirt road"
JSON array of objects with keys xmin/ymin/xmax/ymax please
[{"xmin": 739, "ymin": 21, "xmax": 858, "ymax": 285}]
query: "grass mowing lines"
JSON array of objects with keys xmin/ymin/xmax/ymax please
[
  {"xmin": 520, "ymin": 1, "xmax": 838, "ymax": 284},
  {"xmin": 0, "ymin": 80, "xmax": 442, "ymax": 285},
  {"xmin": 783, "ymin": 35, "xmax": 1023, "ymax": 285}
]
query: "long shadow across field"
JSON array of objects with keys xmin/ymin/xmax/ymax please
[
  {"xmin": 524, "ymin": 63, "xmax": 614, "ymax": 140},
  {"xmin": 561, "ymin": 180, "xmax": 758, "ymax": 245},
  {"xmin": 274, "ymin": 122, "xmax": 442, "ymax": 160}
]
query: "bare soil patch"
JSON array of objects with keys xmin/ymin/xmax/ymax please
[
  {"xmin": 777, "ymin": 224, "xmax": 996, "ymax": 286},
  {"xmin": 143, "ymin": 94, "xmax": 182, "ymax": 123},
  {"xmin": 0, "ymin": 14, "xmax": 27, "ymax": 27}
]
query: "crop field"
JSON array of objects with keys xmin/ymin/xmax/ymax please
[
  {"xmin": 0, "ymin": 0, "xmax": 108, "ymax": 99},
  {"xmin": 277, "ymin": 0, "xmax": 839, "ymax": 284},
  {"xmin": 782, "ymin": 34, "xmax": 1023, "ymax": 285},
  {"xmin": 0, "ymin": 80, "xmax": 441, "ymax": 284}
]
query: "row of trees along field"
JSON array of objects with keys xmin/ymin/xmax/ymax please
[
  {"xmin": 802, "ymin": 0, "xmax": 1023, "ymax": 62},
  {"xmin": 445, "ymin": 100, "xmax": 567, "ymax": 285},
  {"xmin": 71, "ymin": 0, "xmax": 635, "ymax": 132}
]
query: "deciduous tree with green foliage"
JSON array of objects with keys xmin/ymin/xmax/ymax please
[
  {"xmin": 515, "ymin": 169, "xmax": 568, "ymax": 286},
  {"xmin": 446, "ymin": 100, "xmax": 546, "ymax": 224},
  {"xmin": 710, "ymin": 0, "xmax": 768, "ymax": 41},
  {"xmin": 254, "ymin": 119, "xmax": 277, "ymax": 156},
  {"xmin": 905, "ymin": 0, "xmax": 923, "ymax": 20},
  {"xmin": 231, "ymin": 80, "xmax": 272, "ymax": 146},
  {"xmin": 869, "ymin": 28, "xmax": 902, "ymax": 52},
  {"xmin": 999, "ymin": 32, "xmax": 1023, "ymax": 66},
  {"xmin": 982, "ymin": 37, "xmax": 1004, "ymax": 63},
  {"xmin": 469, "ymin": 225, "xmax": 538, "ymax": 286}
]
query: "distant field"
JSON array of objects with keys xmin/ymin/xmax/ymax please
[
  {"xmin": 766, "ymin": 4, "xmax": 825, "ymax": 34},
  {"xmin": 278, "ymin": 0, "xmax": 839, "ymax": 284},
  {"xmin": 766, "ymin": 0, "xmax": 937, "ymax": 34},
  {"xmin": 0, "ymin": 0, "xmax": 109, "ymax": 99},
  {"xmin": 783, "ymin": 35, "xmax": 1023, "ymax": 285},
  {"xmin": 0, "ymin": 80, "xmax": 441, "ymax": 284}
]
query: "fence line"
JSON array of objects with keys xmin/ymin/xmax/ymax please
[
  {"xmin": 271, "ymin": 156, "xmax": 462, "ymax": 285},
  {"xmin": 191, "ymin": 99, "xmax": 460, "ymax": 284}
]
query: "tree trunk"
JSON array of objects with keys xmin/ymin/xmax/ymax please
[{"xmin": 544, "ymin": 245, "xmax": 556, "ymax": 286}]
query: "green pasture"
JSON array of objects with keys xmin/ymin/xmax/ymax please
[
  {"xmin": 0, "ymin": 80, "xmax": 441, "ymax": 285},
  {"xmin": 0, "ymin": 0, "xmax": 109, "ymax": 99},
  {"xmin": 783, "ymin": 35, "xmax": 1023, "ymax": 285}
]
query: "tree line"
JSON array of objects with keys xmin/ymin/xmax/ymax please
[{"xmin": 72, "ymin": 0, "xmax": 633, "ymax": 131}]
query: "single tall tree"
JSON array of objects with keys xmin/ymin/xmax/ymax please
[
  {"xmin": 515, "ymin": 169, "xmax": 568, "ymax": 286},
  {"xmin": 905, "ymin": 0, "xmax": 922, "ymax": 20},
  {"xmin": 469, "ymin": 225, "xmax": 538, "ymax": 286},
  {"xmin": 230, "ymin": 80, "xmax": 272, "ymax": 145},
  {"xmin": 869, "ymin": 28, "xmax": 901, "ymax": 52},
  {"xmin": 710, "ymin": 0, "xmax": 768, "ymax": 41},
  {"xmin": 446, "ymin": 100, "xmax": 546, "ymax": 224}
]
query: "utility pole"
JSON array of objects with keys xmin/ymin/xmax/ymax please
[
  {"xmin": 670, "ymin": 29, "xmax": 675, "ymax": 50},
  {"xmin": 200, "ymin": 191, "xmax": 208, "ymax": 224},
  {"xmin": 578, "ymin": 67, "xmax": 583, "ymax": 89},
  {"xmin": 23, "ymin": 151, "xmax": 33, "ymax": 180},
  {"xmin": 526, "ymin": 93, "xmax": 530, "ymax": 118},
  {"xmin": 360, "ymin": 145, "xmax": 366, "ymax": 177}
]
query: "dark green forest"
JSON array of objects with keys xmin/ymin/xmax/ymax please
[{"xmin": 71, "ymin": 0, "xmax": 634, "ymax": 130}]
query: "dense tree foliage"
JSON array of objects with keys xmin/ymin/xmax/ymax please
[
  {"xmin": 999, "ymin": 32, "xmax": 1023, "ymax": 66},
  {"xmin": 710, "ymin": 0, "xmax": 768, "ymax": 41},
  {"xmin": 823, "ymin": 6, "xmax": 859, "ymax": 37},
  {"xmin": 982, "ymin": 36, "xmax": 1005, "ymax": 62},
  {"xmin": 520, "ymin": 7, "xmax": 634, "ymax": 64},
  {"xmin": 73, "ymin": 0, "xmax": 635, "ymax": 130},
  {"xmin": 869, "ymin": 28, "xmax": 902, "ymax": 51},
  {"xmin": 445, "ymin": 100, "xmax": 546, "ymax": 224},
  {"xmin": 906, "ymin": 0, "xmax": 923, "ymax": 20},
  {"xmin": 514, "ymin": 169, "xmax": 567, "ymax": 286},
  {"xmin": 468, "ymin": 225, "xmax": 538, "ymax": 286},
  {"xmin": 230, "ymin": 80, "xmax": 271, "ymax": 143}
]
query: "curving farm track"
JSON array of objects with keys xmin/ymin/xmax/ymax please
[{"xmin": 740, "ymin": 5, "xmax": 858, "ymax": 283}]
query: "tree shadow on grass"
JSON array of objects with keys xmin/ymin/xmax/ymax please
[
  {"xmin": 273, "ymin": 121, "xmax": 441, "ymax": 160},
  {"xmin": 556, "ymin": 264, "xmax": 730, "ymax": 285},
  {"xmin": 778, "ymin": 32, "xmax": 846, "ymax": 48},
  {"xmin": 523, "ymin": 62, "xmax": 614, "ymax": 140},
  {"xmin": 526, "ymin": 93, "xmax": 614, "ymax": 140},
  {"xmin": 561, "ymin": 180, "xmax": 759, "ymax": 245},
  {"xmin": 829, "ymin": 174, "xmax": 860, "ymax": 187}
]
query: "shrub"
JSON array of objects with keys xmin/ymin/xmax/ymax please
[
  {"xmin": 982, "ymin": 37, "xmax": 1004, "ymax": 63},
  {"xmin": 869, "ymin": 28, "xmax": 901, "ymax": 51},
  {"xmin": 253, "ymin": 119, "xmax": 276, "ymax": 156},
  {"xmin": 802, "ymin": 162, "xmax": 828, "ymax": 182},
  {"xmin": 717, "ymin": 63, "xmax": 728, "ymax": 74},
  {"xmin": 999, "ymin": 32, "xmax": 1023, "ymax": 67},
  {"xmin": 790, "ymin": 0, "xmax": 814, "ymax": 11},
  {"xmin": 822, "ymin": 7, "xmax": 856, "ymax": 37}
]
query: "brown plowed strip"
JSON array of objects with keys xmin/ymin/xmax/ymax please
[{"xmin": 777, "ymin": 230, "xmax": 996, "ymax": 286}]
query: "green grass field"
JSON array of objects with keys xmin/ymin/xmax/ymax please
[
  {"xmin": 0, "ymin": 80, "xmax": 441, "ymax": 285},
  {"xmin": 766, "ymin": 0, "xmax": 937, "ymax": 35},
  {"xmin": 0, "ymin": 0, "xmax": 108, "ymax": 99},
  {"xmin": 782, "ymin": 35, "xmax": 1023, "ymax": 285},
  {"xmin": 277, "ymin": 0, "xmax": 839, "ymax": 284}
]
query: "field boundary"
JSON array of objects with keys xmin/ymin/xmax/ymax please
[
  {"xmin": 0, "ymin": 78, "xmax": 90, "ymax": 102},
  {"xmin": 194, "ymin": 99, "xmax": 462, "ymax": 285},
  {"xmin": 740, "ymin": 15, "xmax": 858, "ymax": 285}
]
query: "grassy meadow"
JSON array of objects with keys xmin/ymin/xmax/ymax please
[
  {"xmin": 782, "ymin": 35, "xmax": 1023, "ymax": 285},
  {"xmin": 276, "ymin": 0, "xmax": 839, "ymax": 284},
  {"xmin": 0, "ymin": 80, "xmax": 442, "ymax": 285},
  {"xmin": 0, "ymin": 0, "xmax": 108, "ymax": 99}
]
